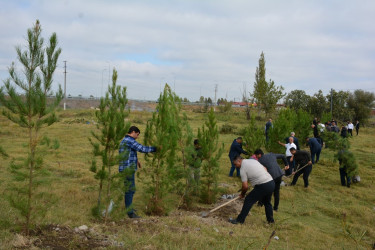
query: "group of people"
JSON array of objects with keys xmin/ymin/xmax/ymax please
[
  {"xmin": 227, "ymin": 116, "xmax": 362, "ymax": 225},
  {"xmin": 323, "ymin": 119, "xmax": 360, "ymax": 137},
  {"xmin": 228, "ymin": 134, "xmax": 314, "ymax": 224},
  {"xmin": 118, "ymin": 116, "xmax": 359, "ymax": 223}
]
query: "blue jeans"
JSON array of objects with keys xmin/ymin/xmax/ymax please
[
  {"xmin": 229, "ymin": 157, "xmax": 240, "ymax": 177},
  {"xmin": 124, "ymin": 172, "xmax": 136, "ymax": 215}
]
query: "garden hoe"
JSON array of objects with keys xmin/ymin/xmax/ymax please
[{"xmin": 201, "ymin": 196, "xmax": 241, "ymax": 218}]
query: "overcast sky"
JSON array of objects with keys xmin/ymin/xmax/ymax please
[{"xmin": 1, "ymin": 0, "xmax": 374, "ymax": 101}]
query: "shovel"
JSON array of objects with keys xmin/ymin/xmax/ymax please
[
  {"xmin": 283, "ymin": 163, "xmax": 310, "ymax": 180},
  {"xmin": 201, "ymin": 196, "xmax": 241, "ymax": 218}
]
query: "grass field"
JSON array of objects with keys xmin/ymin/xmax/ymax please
[{"xmin": 0, "ymin": 108, "xmax": 374, "ymax": 249}]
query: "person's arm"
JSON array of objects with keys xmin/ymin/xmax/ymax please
[
  {"xmin": 275, "ymin": 154, "xmax": 288, "ymax": 167},
  {"xmin": 277, "ymin": 141, "xmax": 286, "ymax": 147},
  {"xmin": 235, "ymin": 143, "xmax": 248, "ymax": 155},
  {"xmin": 129, "ymin": 140, "xmax": 157, "ymax": 153},
  {"xmin": 240, "ymin": 181, "xmax": 248, "ymax": 198}
]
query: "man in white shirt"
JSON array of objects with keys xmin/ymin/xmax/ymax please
[
  {"xmin": 228, "ymin": 155, "xmax": 275, "ymax": 224},
  {"xmin": 347, "ymin": 121, "xmax": 354, "ymax": 136},
  {"xmin": 278, "ymin": 137, "xmax": 297, "ymax": 176}
]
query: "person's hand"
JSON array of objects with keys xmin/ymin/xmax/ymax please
[
  {"xmin": 308, "ymin": 161, "xmax": 312, "ymax": 165},
  {"xmin": 284, "ymin": 165, "xmax": 289, "ymax": 170},
  {"xmin": 240, "ymin": 193, "xmax": 245, "ymax": 199}
]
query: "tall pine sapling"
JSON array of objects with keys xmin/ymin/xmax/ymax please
[
  {"xmin": 0, "ymin": 20, "xmax": 62, "ymax": 235},
  {"xmin": 89, "ymin": 68, "xmax": 130, "ymax": 221},
  {"xmin": 243, "ymin": 114, "xmax": 264, "ymax": 155},
  {"xmin": 198, "ymin": 107, "xmax": 224, "ymax": 204},
  {"xmin": 143, "ymin": 84, "xmax": 180, "ymax": 215},
  {"xmin": 324, "ymin": 132, "xmax": 358, "ymax": 177},
  {"xmin": 177, "ymin": 113, "xmax": 200, "ymax": 208},
  {"xmin": 265, "ymin": 108, "xmax": 311, "ymax": 153}
]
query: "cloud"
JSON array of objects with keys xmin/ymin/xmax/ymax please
[{"xmin": 0, "ymin": 0, "xmax": 374, "ymax": 101}]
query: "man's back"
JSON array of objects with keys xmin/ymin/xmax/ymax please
[
  {"xmin": 240, "ymin": 159, "xmax": 273, "ymax": 186},
  {"xmin": 258, "ymin": 153, "xmax": 285, "ymax": 179},
  {"xmin": 308, "ymin": 138, "xmax": 321, "ymax": 150}
]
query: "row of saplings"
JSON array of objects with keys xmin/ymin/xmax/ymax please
[
  {"xmin": 89, "ymin": 78, "xmax": 360, "ymax": 221},
  {"xmin": 0, "ymin": 21, "xmax": 359, "ymax": 236},
  {"xmin": 90, "ymin": 79, "xmax": 225, "ymax": 220}
]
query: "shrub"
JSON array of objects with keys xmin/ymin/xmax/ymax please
[{"xmin": 220, "ymin": 123, "xmax": 237, "ymax": 134}]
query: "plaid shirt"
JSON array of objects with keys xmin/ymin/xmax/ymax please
[{"xmin": 119, "ymin": 135, "xmax": 156, "ymax": 172}]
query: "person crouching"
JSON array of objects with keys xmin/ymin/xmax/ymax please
[{"xmin": 228, "ymin": 155, "xmax": 275, "ymax": 224}]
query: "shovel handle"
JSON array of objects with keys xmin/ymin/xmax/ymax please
[{"xmin": 209, "ymin": 196, "xmax": 241, "ymax": 213}]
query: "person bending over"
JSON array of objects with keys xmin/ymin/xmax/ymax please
[
  {"xmin": 289, "ymin": 148, "xmax": 313, "ymax": 188},
  {"xmin": 228, "ymin": 155, "xmax": 275, "ymax": 224}
]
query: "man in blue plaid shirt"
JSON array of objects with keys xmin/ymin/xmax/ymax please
[{"xmin": 119, "ymin": 126, "xmax": 157, "ymax": 218}]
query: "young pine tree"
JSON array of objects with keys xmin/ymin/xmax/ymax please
[
  {"xmin": 89, "ymin": 68, "xmax": 130, "ymax": 221},
  {"xmin": 324, "ymin": 132, "xmax": 358, "ymax": 177},
  {"xmin": 143, "ymin": 84, "xmax": 180, "ymax": 215},
  {"xmin": 242, "ymin": 114, "xmax": 265, "ymax": 155},
  {"xmin": 198, "ymin": 107, "xmax": 224, "ymax": 204},
  {"xmin": 0, "ymin": 20, "xmax": 62, "ymax": 235},
  {"xmin": 177, "ymin": 113, "xmax": 201, "ymax": 208},
  {"xmin": 266, "ymin": 108, "xmax": 311, "ymax": 153}
]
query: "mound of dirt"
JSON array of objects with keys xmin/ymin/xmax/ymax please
[{"xmin": 23, "ymin": 224, "xmax": 119, "ymax": 249}]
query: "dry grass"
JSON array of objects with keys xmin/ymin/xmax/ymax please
[{"xmin": 0, "ymin": 109, "xmax": 374, "ymax": 249}]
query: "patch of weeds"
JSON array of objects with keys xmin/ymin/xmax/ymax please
[{"xmin": 220, "ymin": 123, "xmax": 237, "ymax": 134}]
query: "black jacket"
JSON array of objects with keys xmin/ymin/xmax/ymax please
[
  {"xmin": 228, "ymin": 139, "xmax": 248, "ymax": 160},
  {"xmin": 293, "ymin": 150, "xmax": 311, "ymax": 169}
]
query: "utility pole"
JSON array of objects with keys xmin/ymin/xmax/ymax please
[
  {"xmin": 330, "ymin": 88, "xmax": 333, "ymax": 120},
  {"xmin": 214, "ymin": 84, "xmax": 218, "ymax": 111},
  {"xmin": 214, "ymin": 84, "xmax": 218, "ymax": 105},
  {"xmin": 63, "ymin": 61, "xmax": 67, "ymax": 110}
]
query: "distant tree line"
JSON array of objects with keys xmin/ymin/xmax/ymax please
[{"xmin": 284, "ymin": 89, "xmax": 375, "ymax": 123}]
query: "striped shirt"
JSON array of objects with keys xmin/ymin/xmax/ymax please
[{"xmin": 118, "ymin": 135, "xmax": 156, "ymax": 172}]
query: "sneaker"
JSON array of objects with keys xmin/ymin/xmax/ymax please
[
  {"xmin": 228, "ymin": 218, "xmax": 242, "ymax": 225},
  {"xmin": 128, "ymin": 213, "xmax": 141, "ymax": 219}
]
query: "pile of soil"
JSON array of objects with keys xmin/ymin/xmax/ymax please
[{"xmin": 13, "ymin": 224, "xmax": 119, "ymax": 249}]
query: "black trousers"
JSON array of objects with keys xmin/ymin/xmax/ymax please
[
  {"xmin": 339, "ymin": 168, "xmax": 351, "ymax": 187},
  {"xmin": 236, "ymin": 180, "xmax": 275, "ymax": 223},
  {"xmin": 348, "ymin": 129, "xmax": 353, "ymax": 136},
  {"xmin": 291, "ymin": 164, "xmax": 312, "ymax": 187},
  {"xmin": 273, "ymin": 176, "xmax": 282, "ymax": 210}
]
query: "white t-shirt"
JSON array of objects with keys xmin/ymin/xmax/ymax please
[
  {"xmin": 285, "ymin": 143, "xmax": 296, "ymax": 157},
  {"xmin": 348, "ymin": 123, "xmax": 354, "ymax": 129},
  {"xmin": 319, "ymin": 124, "xmax": 325, "ymax": 132},
  {"xmin": 240, "ymin": 159, "xmax": 273, "ymax": 186}
]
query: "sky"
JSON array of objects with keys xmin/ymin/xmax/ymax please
[{"xmin": 0, "ymin": 0, "xmax": 374, "ymax": 102}]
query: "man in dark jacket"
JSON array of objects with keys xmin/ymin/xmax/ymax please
[
  {"xmin": 254, "ymin": 149, "xmax": 288, "ymax": 211},
  {"xmin": 265, "ymin": 119, "xmax": 273, "ymax": 142},
  {"xmin": 289, "ymin": 148, "xmax": 313, "ymax": 188},
  {"xmin": 228, "ymin": 137, "xmax": 248, "ymax": 177},
  {"xmin": 355, "ymin": 120, "xmax": 360, "ymax": 135},
  {"xmin": 306, "ymin": 137, "xmax": 322, "ymax": 164}
]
